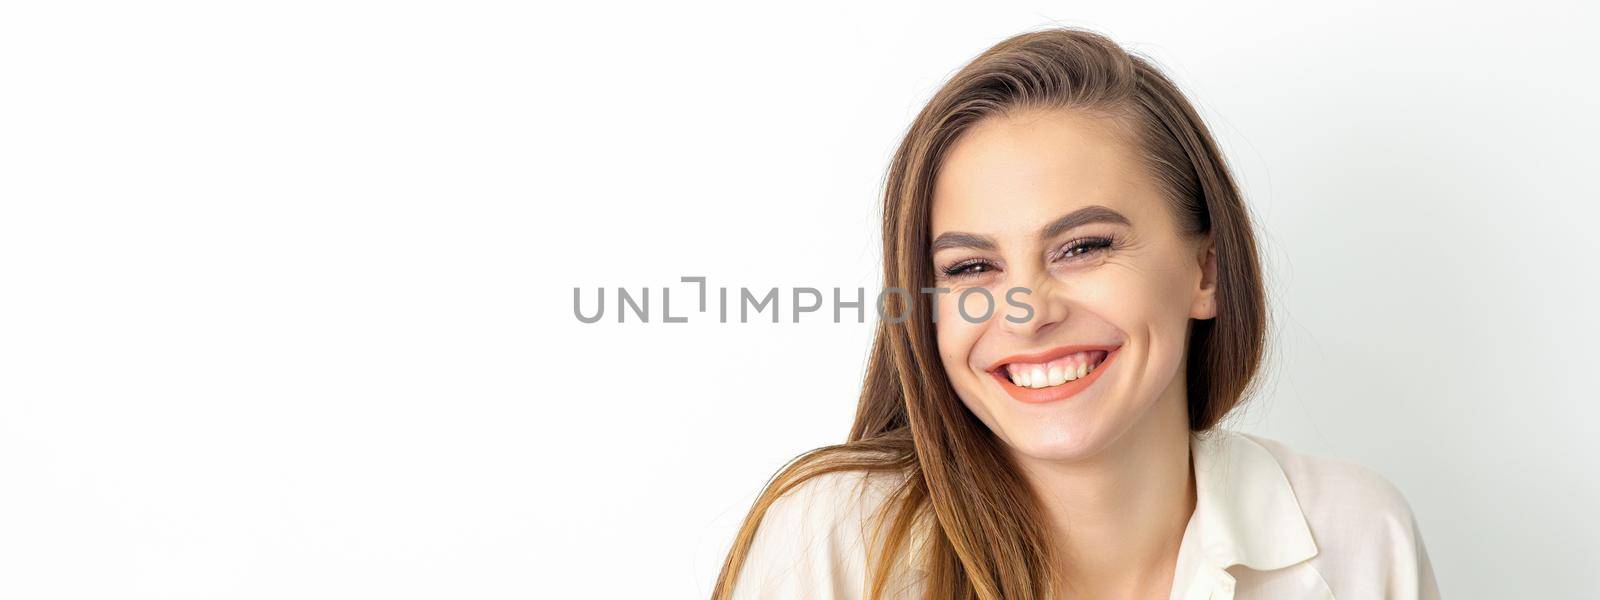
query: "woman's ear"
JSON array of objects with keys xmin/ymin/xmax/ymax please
[{"xmin": 1190, "ymin": 235, "xmax": 1218, "ymax": 320}]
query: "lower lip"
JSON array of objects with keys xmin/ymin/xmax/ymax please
[{"xmin": 990, "ymin": 348, "xmax": 1120, "ymax": 404}]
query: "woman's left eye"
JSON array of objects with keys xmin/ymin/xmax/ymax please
[{"xmin": 1055, "ymin": 236, "xmax": 1114, "ymax": 261}]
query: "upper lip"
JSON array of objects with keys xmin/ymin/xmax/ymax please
[{"xmin": 986, "ymin": 344, "xmax": 1122, "ymax": 373}]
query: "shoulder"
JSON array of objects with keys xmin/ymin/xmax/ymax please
[
  {"xmin": 1234, "ymin": 432, "xmax": 1441, "ymax": 598},
  {"xmin": 755, "ymin": 469, "xmax": 905, "ymax": 545},
  {"xmin": 1240, "ymin": 432, "xmax": 1419, "ymax": 524},
  {"xmin": 731, "ymin": 469, "xmax": 911, "ymax": 600}
]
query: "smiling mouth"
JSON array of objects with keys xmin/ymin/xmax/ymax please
[
  {"xmin": 999, "ymin": 350, "xmax": 1108, "ymax": 389},
  {"xmin": 987, "ymin": 345, "xmax": 1120, "ymax": 404}
]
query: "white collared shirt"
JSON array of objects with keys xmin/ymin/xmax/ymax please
[{"xmin": 730, "ymin": 429, "xmax": 1440, "ymax": 599}]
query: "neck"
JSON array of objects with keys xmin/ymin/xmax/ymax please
[{"xmin": 1009, "ymin": 382, "xmax": 1197, "ymax": 596}]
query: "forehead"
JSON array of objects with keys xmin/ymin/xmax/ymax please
[{"xmin": 930, "ymin": 109, "xmax": 1158, "ymax": 236}]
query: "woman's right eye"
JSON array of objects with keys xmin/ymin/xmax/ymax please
[{"xmin": 940, "ymin": 259, "xmax": 997, "ymax": 278}]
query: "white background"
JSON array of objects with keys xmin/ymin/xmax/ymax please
[{"xmin": 2, "ymin": 1, "xmax": 1596, "ymax": 598}]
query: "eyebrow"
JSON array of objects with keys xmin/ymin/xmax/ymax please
[{"xmin": 930, "ymin": 205, "xmax": 1133, "ymax": 253}]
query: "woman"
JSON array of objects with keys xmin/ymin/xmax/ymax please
[{"xmin": 712, "ymin": 27, "xmax": 1439, "ymax": 600}]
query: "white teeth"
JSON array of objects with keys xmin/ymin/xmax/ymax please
[
  {"xmin": 1047, "ymin": 365, "xmax": 1066, "ymax": 386},
  {"xmin": 1005, "ymin": 354, "xmax": 1106, "ymax": 389}
]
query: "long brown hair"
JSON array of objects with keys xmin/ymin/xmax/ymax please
[{"xmin": 712, "ymin": 26, "xmax": 1267, "ymax": 599}]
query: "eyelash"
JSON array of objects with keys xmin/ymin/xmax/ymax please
[{"xmin": 939, "ymin": 236, "xmax": 1117, "ymax": 279}]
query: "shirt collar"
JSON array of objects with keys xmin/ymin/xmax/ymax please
[
  {"xmin": 904, "ymin": 430, "xmax": 1320, "ymax": 577},
  {"xmin": 1187, "ymin": 428, "xmax": 1319, "ymax": 571}
]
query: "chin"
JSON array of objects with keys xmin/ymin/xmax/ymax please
[
  {"xmin": 998, "ymin": 418, "xmax": 1118, "ymax": 463},
  {"xmin": 961, "ymin": 374, "xmax": 1153, "ymax": 465}
]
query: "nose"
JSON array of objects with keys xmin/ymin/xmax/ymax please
[{"xmin": 999, "ymin": 274, "xmax": 1065, "ymax": 338}]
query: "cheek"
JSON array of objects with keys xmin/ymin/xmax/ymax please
[
  {"xmin": 1063, "ymin": 270, "xmax": 1154, "ymax": 326},
  {"xmin": 934, "ymin": 299, "xmax": 988, "ymax": 377},
  {"xmin": 952, "ymin": 288, "xmax": 1002, "ymax": 322},
  {"xmin": 1066, "ymin": 260, "xmax": 1197, "ymax": 367},
  {"xmin": 1074, "ymin": 251, "xmax": 1198, "ymax": 328},
  {"xmin": 935, "ymin": 314, "xmax": 999, "ymax": 431}
]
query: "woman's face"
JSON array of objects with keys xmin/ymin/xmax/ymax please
[{"xmin": 928, "ymin": 108, "xmax": 1217, "ymax": 463}]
